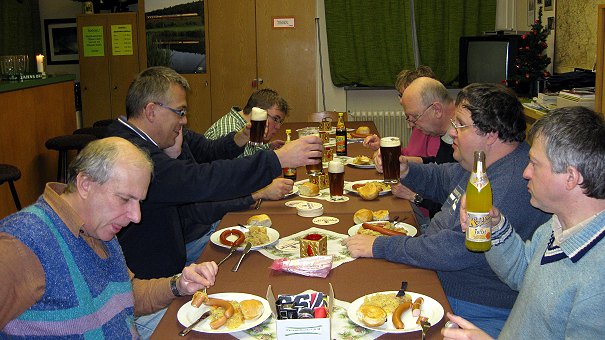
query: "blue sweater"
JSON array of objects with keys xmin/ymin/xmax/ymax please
[
  {"xmin": 490, "ymin": 211, "xmax": 605, "ymax": 338},
  {"xmin": 372, "ymin": 142, "xmax": 551, "ymax": 309},
  {"xmin": 1, "ymin": 201, "xmax": 136, "ymax": 338}
]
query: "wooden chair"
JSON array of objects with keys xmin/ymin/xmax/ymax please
[{"xmin": 307, "ymin": 111, "xmax": 347, "ymax": 122}]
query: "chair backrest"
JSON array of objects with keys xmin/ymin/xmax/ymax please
[{"xmin": 307, "ymin": 111, "xmax": 346, "ymax": 122}]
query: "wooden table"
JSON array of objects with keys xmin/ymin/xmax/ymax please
[{"xmin": 151, "ymin": 122, "xmax": 452, "ymax": 339}]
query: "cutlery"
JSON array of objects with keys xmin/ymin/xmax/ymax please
[
  {"xmin": 420, "ymin": 320, "xmax": 431, "ymax": 340},
  {"xmin": 237, "ymin": 223, "xmax": 249, "ymax": 229},
  {"xmin": 231, "ymin": 242, "xmax": 252, "ymax": 272},
  {"xmin": 179, "ymin": 310, "xmax": 211, "ymax": 336},
  {"xmin": 254, "ymin": 198, "xmax": 263, "ymax": 210},
  {"xmin": 217, "ymin": 243, "xmax": 239, "ymax": 267}
]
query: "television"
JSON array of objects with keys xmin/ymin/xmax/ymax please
[{"xmin": 459, "ymin": 34, "xmax": 522, "ymax": 87}]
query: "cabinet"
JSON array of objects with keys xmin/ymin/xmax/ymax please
[
  {"xmin": 207, "ymin": 0, "xmax": 316, "ymax": 122},
  {"xmin": 77, "ymin": 13, "xmax": 141, "ymax": 127},
  {"xmin": 596, "ymin": 5, "xmax": 605, "ymax": 114}
]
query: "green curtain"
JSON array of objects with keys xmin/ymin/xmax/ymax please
[
  {"xmin": 324, "ymin": 0, "xmax": 496, "ymax": 87},
  {"xmin": 325, "ymin": 0, "xmax": 415, "ymax": 87}
]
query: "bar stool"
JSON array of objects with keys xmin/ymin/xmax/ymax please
[
  {"xmin": 45, "ymin": 134, "xmax": 97, "ymax": 183},
  {"xmin": 0, "ymin": 164, "xmax": 22, "ymax": 210},
  {"xmin": 74, "ymin": 126, "xmax": 108, "ymax": 139}
]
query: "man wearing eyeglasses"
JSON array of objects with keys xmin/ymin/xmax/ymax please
[{"xmin": 345, "ymin": 83, "xmax": 551, "ymax": 338}]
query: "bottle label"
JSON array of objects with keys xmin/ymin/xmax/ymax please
[
  {"xmin": 469, "ymin": 172, "xmax": 488, "ymax": 191},
  {"xmin": 283, "ymin": 168, "xmax": 296, "ymax": 176},
  {"xmin": 466, "ymin": 212, "xmax": 491, "ymax": 242},
  {"xmin": 335, "ymin": 136, "xmax": 346, "ymax": 152}
]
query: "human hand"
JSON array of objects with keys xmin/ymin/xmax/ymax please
[
  {"xmin": 268, "ymin": 139, "xmax": 285, "ymax": 150},
  {"xmin": 441, "ymin": 312, "xmax": 493, "ymax": 340},
  {"xmin": 459, "ymin": 195, "xmax": 502, "ymax": 232},
  {"xmin": 363, "ymin": 134, "xmax": 380, "ymax": 151},
  {"xmin": 164, "ymin": 126, "xmax": 183, "ymax": 158},
  {"xmin": 234, "ymin": 122, "xmax": 252, "ymax": 147},
  {"xmin": 391, "ymin": 183, "xmax": 416, "ymax": 201},
  {"xmin": 373, "ymin": 149, "xmax": 383, "ymax": 173},
  {"xmin": 343, "ymin": 234, "xmax": 377, "ymax": 258},
  {"xmin": 176, "ymin": 261, "xmax": 219, "ymax": 295},
  {"xmin": 275, "ymin": 135, "xmax": 323, "ymax": 169},
  {"xmin": 253, "ymin": 178, "xmax": 294, "ymax": 201}
]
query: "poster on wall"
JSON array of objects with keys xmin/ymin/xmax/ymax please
[
  {"xmin": 528, "ymin": 0, "xmax": 535, "ymax": 26},
  {"xmin": 545, "ymin": 0, "xmax": 553, "ymax": 11}
]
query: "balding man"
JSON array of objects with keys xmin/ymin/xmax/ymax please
[{"xmin": 0, "ymin": 137, "xmax": 218, "ymax": 338}]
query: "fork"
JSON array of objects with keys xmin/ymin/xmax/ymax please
[
  {"xmin": 217, "ymin": 243, "xmax": 239, "ymax": 267},
  {"xmin": 420, "ymin": 320, "xmax": 431, "ymax": 340}
]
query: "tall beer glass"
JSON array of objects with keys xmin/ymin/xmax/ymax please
[
  {"xmin": 298, "ymin": 127, "xmax": 323, "ymax": 174},
  {"xmin": 380, "ymin": 137, "xmax": 401, "ymax": 185},
  {"xmin": 328, "ymin": 160, "xmax": 345, "ymax": 200},
  {"xmin": 249, "ymin": 107, "xmax": 267, "ymax": 146}
]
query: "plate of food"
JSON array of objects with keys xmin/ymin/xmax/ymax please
[
  {"xmin": 346, "ymin": 155, "xmax": 375, "ymax": 169},
  {"xmin": 344, "ymin": 180, "xmax": 391, "ymax": 196},
  {"xmin": 347, "ymin": 291, "xmax": 444, "ymax": 334},
  {"xmin": 177, "ymin": 292, "xmax": 272, "ymax": 334},
  {"xmin": 284, "ymin": 185, "xmax": 299, "ymax": 197},
  {"xmin": 210, "ymin": 226, "xmax": 279, "ymax": 250},
  {"xmin": 348, "ymin": 221, "xmax": 417, "ymax": 237}
]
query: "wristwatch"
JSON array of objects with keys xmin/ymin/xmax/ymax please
[
  {"xmin": 412, "ymin": 193, "xmax": 423, "ymax": 205},
  {"xmin": 170, "ymin": 273, "xmax": 183, "ymax": 297}
]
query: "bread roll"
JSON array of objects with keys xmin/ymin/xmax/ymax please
[
  {"xmin": 240, "ymin": 299, "xmax": 264, "ymax": 320},
  {"xmin": 353, "ymin": 208, "xmax": 373, "ymax": 224},
  {"xmin": 372, "ymin": 209, "xmax": 389, "ymax": 221},
  {"xmin": 358, "ymin": 183, "xmax": 379, "ymax": 201},
  {"xmin": 355, "ymin": 126, "xmax": 371, "ymax": 135},
  {"xmin": 357, "ymin": 304, "xmax": 387, "ymax": 327},
  {"xmin": 247, "ymin": 214, "xmax": 272, "ymax": 227},
  {"xmin": 299, "ymin": 182, "xmax": 320, "ymax": 196}
]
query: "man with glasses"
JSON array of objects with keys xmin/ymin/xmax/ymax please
[{"xmin": 345, "ymin": 83, "xmax": 551, "ymax": 338}]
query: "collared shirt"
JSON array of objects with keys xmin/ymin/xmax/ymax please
[
  {"xmin": 118, "ymin": 116, "xmax": 159, "ymax": 147},
  {"xmin": 205, "ymin": 107, "xmax": 270, "ymax": 158},
  {"xmin": 552, "ymin": 213, "xmax": 598, "ymax": 246}
]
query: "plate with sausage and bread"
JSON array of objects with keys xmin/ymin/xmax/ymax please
[
  {"xmin": 348, "ymin": 221, "xmax": 417, "ymax": 237},
  {"xmin": 346, "ymin": 291, "xmax": 444, "ymax": 333},
  {"xmin": 178, "ymin": 292, "xmax": 272, "ymax": 333},
  {"xmin": 344, "ymin": 180, "xmax": 391, "ymax": 196},
  {"xmin": 210, "ymin": 225, "xmax": 280, "ymax": 250}
]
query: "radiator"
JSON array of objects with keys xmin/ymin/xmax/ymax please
[{"xmin": 348, "ymin": 111, "xmax": 411, "ymax": 146}]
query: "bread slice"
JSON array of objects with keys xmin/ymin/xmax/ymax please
[
  {"xmin": 372, "ymin": 209, "xmax": 389, "ymax": 221},
  {"xmin": 353, "ymin": 208, "xmax": 374, "ymax": 224},
  {"xmin": 240, "ymin": 299, "xmax": 264, "ymax": 320},
  {"xmin": 247, "ymin": 214, "xmax": 272, "ymax": 227},
  {"xmin": 299, "ymin": 182, "xmax": 320, "ymax": 196}
]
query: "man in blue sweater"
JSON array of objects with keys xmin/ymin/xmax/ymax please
[
  {"xmin": 444, "ymin": 107, "xmax": 605, "ymax": 339},
  {"xmin": 345, "ymin": 83, "xmax": 551, "ymax": 337}
]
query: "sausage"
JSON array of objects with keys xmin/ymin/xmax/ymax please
[
  {"xmin": 392, "ymin": 301, "xmax": 412, "ymax": 329},
  {"xmin": 412, "ymin": 297, "xmax": 424, "ymax": 317},
  {"xmin": 219, "ymin": 229, "xmax": 245, "ymax": 247},
  {"xmin": 362, "ymin": 222, "xmax": 407, "ymax": 236},
  {"xmin": 191, "ymin": 290, "xmax": 208, "ymax": 308},
  {"xmin": 205, "ymin": 298, "xmax": 235, "ymax": 329}
]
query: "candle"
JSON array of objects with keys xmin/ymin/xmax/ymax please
[{"xmin": 36, "ymin": 54, "xmax": 44, "ymax": 73}]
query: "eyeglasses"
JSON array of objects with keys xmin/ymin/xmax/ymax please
[
  {"xmin": 154, "ymin": 102, "xmax": 187, "ymax": 117},
  {"xmin": 267, "ymin": 113, "xmax": 284, "ymax": 125},
  {"xmin": 405, "ymin": 102, "xmax": 434, "ymax": 124},
  {"xmin": 450, "ymin": 118, "xmax": 476, "ymax": 131},
  {"xmin": 397, "ymin": 91, "xmax": 403, "ymax": 98}
]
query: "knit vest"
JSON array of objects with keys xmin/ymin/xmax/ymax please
[{"xmin": 1, "ymin": 201, "xmax": 138, "ymax": 339}]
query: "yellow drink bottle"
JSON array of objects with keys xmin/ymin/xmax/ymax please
[
  {"xmin": 282, "ymin": 129, "xmax": 297, "ymax": 181},
  {"xmin": 465, "ymin": 150, "xmax": 492, "ymax": 252},
  {"xmin": 335, "ymin": 112, "xmax": 347, "ymax": 156}
]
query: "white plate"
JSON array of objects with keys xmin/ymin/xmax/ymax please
[
  {"xmin": 345, "ymin": 157, "xmax": 376, "ymax": 169},
  {"xmin": 344, "ymin": 180, "xmax": 392, "ymax": 196},
  {"xmin": 284, "ymin": 185, "xmax": 299, "ymax": 197},
  {"xmin": 347, "ymin": 291, "xmax": 444, "ymax": 333},
  {"xmin": 348, "ymin": 221, "xmax": 417, "ymax": 237},
  {"xmin": 210, "ymin": 226, "xmax": 280, "ymax": 250},
  {"xmin": 177, "ymin": 292, "xmax": 272, "ymax": 334}
]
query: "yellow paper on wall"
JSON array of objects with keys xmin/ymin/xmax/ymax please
[
  {"xmin": 111, "ymin": 24, "xmax": 133, "ymax": 56},
  {"xmin": 82, "ymin": 26, "xmax": 105, "ymax": 57}
]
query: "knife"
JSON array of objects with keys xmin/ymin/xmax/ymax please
[
  {"xmin": 179, "ymin": 310, "xmax": 211, "ymax": 336},
  {"xmin": 217, "ymin": 242, "xmax": 239, "ymax": 267},
  {"xmin": 231, "ymin": 242, "xmax": 252, "ymax": 272}
]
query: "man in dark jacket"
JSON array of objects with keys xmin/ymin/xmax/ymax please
[{"xmin": 107, "ymin": 66, "xmax": 323, "ymax": 280}]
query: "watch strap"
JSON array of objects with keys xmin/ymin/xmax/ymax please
[{"xmin": 170, "ymin": 274, "xmax": 182, "ymax": 297}]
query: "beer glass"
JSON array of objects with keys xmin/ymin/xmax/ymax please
[
  {"xmin": 380, "ymin": 137, "xmax": 401, "ymax": 184},
  {"xmin": 249, "ymin": 107, "xmax": 267, "ymax": 146},
  {"xmin": 328, "ymin": 160, "xmax": 345, "ymax": 200},
  {"xmin": 298, "ymin": 127, "xmax": 323, "ymax": 174}
]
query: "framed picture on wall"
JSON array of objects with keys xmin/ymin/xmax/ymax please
[
  {"xmin": 528, "ymin": 1, "xmax": 535, "ymax": 26},
  {"xmin": 545, "ymin": 0, "xmax": 553, "ymax": 11},
  {"xmin": 44, "ymin": 18, "xmax": 79, "ymax": 65}
]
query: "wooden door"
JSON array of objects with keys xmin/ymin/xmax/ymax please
[
  {"xmin": 207, "ymin": 0, "xmax": 257, "ymax": 121},
  {"xmin": 256, "ymin": 0, "xmax": 316, "ymax": 122}
]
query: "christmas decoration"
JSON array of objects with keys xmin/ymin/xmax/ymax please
[{"xmin": 508, "ymin": 6, "xmax": 551, "ymax": 94}]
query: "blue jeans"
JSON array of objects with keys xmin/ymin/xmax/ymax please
[
  {"xmin": 185, "ymin": 220, "xmax": 220, "ymax": 265},
  {"xmin": 135, "ymin": 307, "xmax": 167, "ymax": 339},
  {"xmin": 447, "ymin": 296, "xmax": 510, "ymax": 339}
]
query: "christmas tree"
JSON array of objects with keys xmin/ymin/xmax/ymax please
[{"xmin": 508, "ymin": 6, "xmax": 551, "ymax": 92}]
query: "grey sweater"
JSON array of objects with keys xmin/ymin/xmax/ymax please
[{"xmin": 372, "ymin": 142, "xmax": 551, "ymax": 309}]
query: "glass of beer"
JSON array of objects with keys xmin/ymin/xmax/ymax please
[
  {"xmin": 380, "ymin": 137, "xmax": 401, "ymax": 184},
  {"xmin": 298, "ymin": 127, "xmax": 323, "ymax": 174},
  {"xmin": 249, "ymin": 107, "xmax": 267, "ymax": 146},
  {"xmin": 328, "ymin": 160, "xmax": 345, "ymax": 200}
]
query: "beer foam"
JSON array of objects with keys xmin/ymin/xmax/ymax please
[
  {"xmin": 328, "ymin": 160, "xmax": 344, "ymax": 173},
  {"xmin": 380, "ymin": 137, "xmax": 401, "ymax": 147},
  {"xmin": 250, "ymin": 107, "xmax": 267, "ymax": 121}
]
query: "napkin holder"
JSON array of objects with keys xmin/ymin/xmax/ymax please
[
  {"xmin": 266, "ymin": 283, "xmax": 334, "ymax": 340},
  {"xmin": 299, "ymin": 233, "xmax": 328, "ymax": 257}
]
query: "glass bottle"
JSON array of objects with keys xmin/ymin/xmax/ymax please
[
  {"xmin": 282, "ymin": 129, "xmax": 297, "ymax": 181},
  {"xmin": 335, "ymin": 112, "xmax": 347, "ymax": 156},
  {"xmin": 465, "ymin": 151, "xmax": 492, "ymax": 252}
]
